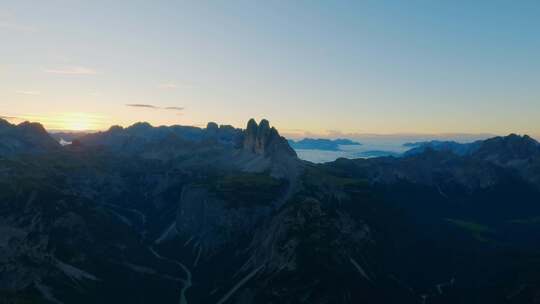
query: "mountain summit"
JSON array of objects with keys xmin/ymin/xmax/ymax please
[
  {"xmin": 234, "ymin": 119, "xmax": 300, "ymax": 180},
  {"xmin": 242, "ymin": 118, "xmax": 297, "ymax": 158},
  {"xmin": 473, "ymin": 134, "xmax": 540, "ymax": 164},
  {"xmin": 0, "ymin": 118, "xmax": 60, "ymax": 156}
]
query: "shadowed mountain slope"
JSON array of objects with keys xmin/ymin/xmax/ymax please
[
  {"xmin": 1, "ymin": 120, "xmax": 539, "ymax": 303},
  {"xmin": 0, "ymin": 118, "xmax": 60, "ymax": 156}
]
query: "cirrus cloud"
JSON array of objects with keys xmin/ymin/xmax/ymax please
[
  {"xmin": 0, "ymin": 21, "xmax": 37, "ymax": 33},
  {"xmin": 164, "ymin": 106, "xmax": 184, "ymax": 111},
  {"xmin": 157, "ymin": 82, "xmax": 195, "ymax": 89},
  {"xmin": 45, "ymin": 66, "xmax": 97, "ymax": 75},
  {"xmin": 0, "ymin": 115, "xmax": 21, "ymax": 122},
  {"xmin": 157, "ymin": 83, "xmax": 178, "ymax": 89},
  {"xmin": 126, "ymin": 104, "xmax": 159, "ymax": 109},
  {"xmin": 125, "ymin": 104, "xmax": 185, "ymax": 112},
  {"xmin": 15, "ymin": 90, "xmax": 41, "ymax": 95}
]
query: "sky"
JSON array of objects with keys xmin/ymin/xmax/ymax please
[{"xmin": 1, "ymin": 0, "xmax": 539, "ymax": 138}]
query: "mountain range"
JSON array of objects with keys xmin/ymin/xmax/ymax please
[{"xmin": 1, "ymin": 117, "xmax": 540, "ymax": 303}]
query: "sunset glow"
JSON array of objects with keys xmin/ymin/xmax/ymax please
[
  {"xmin": 1, "ymin": 1, "xmax": 539, "ymax": 137},
  {"xmin": 59, "ymin": 113, "xmax": 97, "ymax": 131},
  {"xmin": 9, "ymin": 113, "xmax": 107, "ymax": 131}
]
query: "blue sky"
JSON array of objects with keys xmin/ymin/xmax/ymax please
[{"xmin": 1, "ymin": 0, "xmax": 539, "ymax": 138}]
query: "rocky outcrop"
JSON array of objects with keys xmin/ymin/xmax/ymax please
[
  {"xmin": 248, "ymin": 197, "xmax": 372, "ymax": 274},
  {"xmin": 242, "ymin": 119, "xmax": 296, "ymax": 158},
  {"xmin": 206, "ymin": 122, "xmax": 219, "ymax": 136},
  {"xmin": 175, "ymin": 185, "xmax": 272, "ymax": 252},
  {"xmin": 235, "ymin": 119, "xmax": 300, "ymax": 180}
]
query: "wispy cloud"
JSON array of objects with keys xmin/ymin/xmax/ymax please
[
  {"xmin": 15, "ymin": 90, "xmax": 40, "ymax": 95},
  {"xmin": 126, "ymin": 104, "xmax": 159, "ymax": 109},
  {"xmin": 158, "ymin": 83, "xmax": 179, "ymax": 89},
  {"xmin": 0, "ymin": 21, "xmax": 37, "ymax": 33},
  {"xmin": 157, "ymin": 82, "xmax": 195, "ymax": 89},
  {"xmin": 164, "ymin": 106, "xmax": 184, "ymax": 111},
  {"xmin": 0, "ymin": 115, "xmax": 20, "ymax": 121},
  {"xmin": 45, "ymin": 66, "xmax": 97, "ymax": 75},
  {"xmin": 125, "ymin": 104, "xmax": 185, "ymax": 113}
]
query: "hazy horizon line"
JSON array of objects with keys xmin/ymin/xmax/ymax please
[
  {"xmin": 48, "ymin": 127, "xmax": 538, "ymax": 143},
  {"xmin": 3, "ymin": 116, "xmax": 538, "ymax": 141}
]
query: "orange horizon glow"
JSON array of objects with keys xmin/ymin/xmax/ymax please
[
  {"xmin": 2, "ymin": 112, "xmax": 108, "ymax": 132},
  {"xmin": 2, "ymin": 2, "xmax": 539, "ymax": 139},
  {"xmin": 1, "ymin": 113, "xmax": 539, "ymax": 142}
]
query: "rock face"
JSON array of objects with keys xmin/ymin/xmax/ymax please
[
  {"xmin": 248, "ymin": 197, "xmax": 372, "ymax": 275},
  {"xmin": 205, "ymin": 121, "xmax": 219, "ymax": 136},
  {"xmin": 242, "ymin": 119, "xmax": 297, "ymax": 158},
  {"xmin": 236, "ymin": 119, "xmax": 300, "ymax": 180},
  {"xmin": 176, "ymin": 183, "xmax": 277, "ymax": 252}
]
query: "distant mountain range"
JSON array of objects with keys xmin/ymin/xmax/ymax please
[
  {"xmin": 1, "ymin": 117, "xmax": 540, "ymax": 303},
  {"xmin": 403, "ymin": 139, "xmax": 483, "ymax": 156},
  {"xmin": 288, "ymin": 138, "xmax": 361, "ymax": 151},
  {"xmin": 404, "ymin": 135, "xmax": 540, "ymax": 160}
]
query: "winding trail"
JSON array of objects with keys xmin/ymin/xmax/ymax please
[
  {"xmin": 100, "ymin": 203, "xmax": 148, "ymax": 238},
  {"xmin": 155, "ymin": 221, "xmax": 179, "ymax": 244},
  {"xmin": 35, "ymin": 281, "xmax": 64, "ymax": 304},
  {"xmin": 101, "ymin": 200, "xmax": 192, "ymax": 303},
  {"xmin": 349, "ymin": 257, "xmax": 372, "ymax": 282},
  {"xmin": 215, "ymin": 265, "xmax": 264, "ymax": 304},
  {"xmin": 436, "ymin": 184, "xmax": 449, "ymax": 200},
  {"xmin": 149, "ymin": 246, "xmax": 192, "ymax": 304}
]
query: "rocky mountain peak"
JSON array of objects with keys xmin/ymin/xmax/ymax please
[
  {"xmin": 242, "ymin": 118, "xmax": 297, "ymax": 158},
  {"xmin": 204, "ymin": 122, "xmax": 220, "ymax": 140},
  {"xmin": 474, "ymin": 133, "xmax": 540, "ymax": 163},
  {"xmin": 0, "ymin": 120, "xmax": 60, "ymax": 156},
  {"xmin": 246, "ymin": 118, "xmax": 258, "ymax": 134},
  {"xmin": 258, "ymin": 119, "xmax": 270, "ymax": 133},
  {"xmin": 107, "ymin": 125, "xmax": 124, "ymax": 133},
  {"xmin": 17, "ymin": 121, "xmax": 49, "ymax": 136},
  {"xmin": 127, "ymin": 122, "xmax": 153, "ymax": 132},
  {"xmin": 0, "ymin": 117, "xmax": 11, "ymax": 128},
  {"xmin": 206, "ymin": 122, "xmax": 219, "ymax": 132}
]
